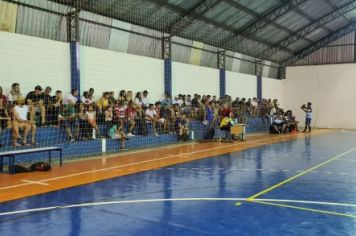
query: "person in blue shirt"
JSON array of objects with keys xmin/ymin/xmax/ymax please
[{"xmin": 301, "ymin": 102, "xmax": 312, "ymax": 133}]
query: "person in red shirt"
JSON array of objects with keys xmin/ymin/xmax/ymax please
[
  {"xmin": 0, "ymin": 86, "xmax": 8, "ymax": 107},
  {"xmin": 220, "ymin": 103, "xmax": 232, "ymax": 118},
  {"xmin": 125, "ymin": 101, "xmax": 136, "ymax": 137}
]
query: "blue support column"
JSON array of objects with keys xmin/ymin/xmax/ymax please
[
  {"xmin": 257, "ymin": 75, "xmax": 262, "ymax": 100},
  {"xmin": 219, "ymin": 69, "xmax": 226, "ymax": 98},
  {"xmin": 70, "ymin": 42, "xmax": 81, "ymax": 95},
  {"xmin": 164, "ymin": 58, "xmax": 172, "ymax": 96}
]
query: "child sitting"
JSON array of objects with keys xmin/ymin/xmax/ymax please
[{"xmin": 86, "ymin": 104, "xmax": 100, "ymax": 139}]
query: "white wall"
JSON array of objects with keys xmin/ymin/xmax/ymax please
[
  {"xmin": 285, "ymin": 64, "xmax": 356, "ymax": 129},
  {"xmin": 226, "ymin": 71, "xmax": 256, "ymax": 99},
  {"xmin": 81, "ymin": 46, "xmax": 164, "ymax": 102},
  {"xmin": 172, "ymin": 62, "xmax": 219, "ymax": 97},
  {"xmin": 0, "ymin": 31, "xmax": 70, "ymax": 95},
  {"xmin": 0, "ymin": 31, "xmax": 286, "ymax": 106},
  {"xmin": 262, "ymin": 77, "xmax": 285, "ymax": 107}
]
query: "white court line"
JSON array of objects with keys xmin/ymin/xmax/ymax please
[
  {"xmin": 0, "ymin": 197, "xmax": 356, "ymax": 217},
  {"xmin": 0, "ymin": 136, "xmax": 285, "ymax": 191},
  {"xmin": 21, "ymin": 180, "xmax": 49, "ymax": 186}
]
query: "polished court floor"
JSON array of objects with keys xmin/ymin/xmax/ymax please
[{"xmin": 1, "ymin": 131, "xmax": 356, "ymax": 235}]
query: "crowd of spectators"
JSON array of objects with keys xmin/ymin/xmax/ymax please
[{"xmin": 0, "ymin": 83, "xmax": 299, "ymax": 149}]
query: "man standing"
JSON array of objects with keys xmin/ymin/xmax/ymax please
[{"xmin": 301, "ymin": 102, "xmax": 312, "ymax": 133}]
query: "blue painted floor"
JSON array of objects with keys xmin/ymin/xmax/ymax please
[{"xmin": 1, "ymin": 131, "xmax": 356, "ymax": 236}]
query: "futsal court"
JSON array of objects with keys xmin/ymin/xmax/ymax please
[
  {"xmin": 0, "ymin": 130, "xmax": 356, "ymax": 235},
  {"xmin": 2, "ymin": 0, "xmax": 356, "ymax": 235}
]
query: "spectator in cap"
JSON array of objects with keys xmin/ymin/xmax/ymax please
[{"xmin": 26, "ymin": 85, "xmax": 46, "ymax": 125}]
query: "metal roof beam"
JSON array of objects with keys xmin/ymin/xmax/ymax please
[
  {"xmin": 292, "ymin": 8, "xmax": 333, "ymax": 34},
  {"xmin": 144, "ymin": 0, "xmax": 294, "ymax": 55},
  {"xmin": 219, "ymin": 0, "xmax": 308, "ymax": 50},
  {"xmin": 46, "ymin": 0, "xmax": 287, "ymax": 61},
  {"xmin": 323, "ymin": 0, "xmax": 352, "ymax": 24},
  {"xmin": 283, "ymin": 21, "xmax": 356, "ymax": 66},
  {"xmin": 236, "ymin": 0, "xmax": 308, "ymax": 36},
  {"xmin": 224, "ymin": 0, "xmax": 313, "ymax": 43},
  {"xmin": 167, "ymin": 0, "xmax": 223, "ymax": 34},
  {"xmin": 258, "ymin": 0, "xmax": 356, "ymax": 59}
]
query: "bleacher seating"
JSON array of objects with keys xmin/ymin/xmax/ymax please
[{"xmin": 0, "ymin": 117, "xmax": 269, "ymax": 165}]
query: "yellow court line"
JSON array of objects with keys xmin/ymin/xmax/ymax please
[
  {"xmin": 242, "ymin": 146, "xmax": 356, "ymax": 202},
  {"xmin": 250, "ymin": 200, "xmax": 356, "ymax": 219}
]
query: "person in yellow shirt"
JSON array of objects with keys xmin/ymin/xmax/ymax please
[{"xmin": 97, "ymin": 92, "xmax": 110, "ymax": 113}]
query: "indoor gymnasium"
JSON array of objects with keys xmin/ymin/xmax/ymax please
[{"xmin": 1, "ymin": 0, "xmax": 356, "ymax": 235}]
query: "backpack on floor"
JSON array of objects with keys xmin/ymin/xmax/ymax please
[{"xmin": 29, "ymin": 162, "xmax": 52, "ymax": 172}]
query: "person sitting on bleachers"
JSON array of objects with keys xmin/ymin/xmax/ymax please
[
  {"xmin": 61, "ymin": 89, "xmax": 78, "ymax": 141},
  {"xmin": 104, "ymin": 106, "xmax": 114, "ymax": 139},
  {"xmin": 41, "ymin": 86, "xmax": 53, "ymax": 125},
  {"xmin": 114, "ymin": 101, "xmax": 127, "ymax": 137},
  {"xmin": 0, "ymin": 86, "xmax": 8, "ymax": 108},
  {"xmin": 26, "ymin": 85, "xmax": 46, "ymax": 126},
  {"xmin": 251, "ymin": 97, "xmax": 258, "ymax": 117},
  {"xmin": 220, "ymin": 111, "xmax": 235, "ymax": 141},
  {"xmin": 270, "ymin": 113, "xmax": 286, "ymax": 134},
  {"xmin": 161, "ymin": 92, "xmax": 172, "ymax": 106},
  {"xmin": 145, "ymin": 104, "xmax": 158, "ymax": 137},
  {"xmin": 176, "ymin": 113, "xmax": 189, "ymax": 142},
  {"xmin": 0, "ymin": 98, "xmax": 9, "ymax": 148},
  {"xmin": 12, "ymin": 98, "xmax": 37, "ymax": 146},
  {"xmin": 82, "ymin": 91, "xmax": 93, "ymax": 105},
  {"xmin": 86, "ymin": 104, "xmax": 101, "ymax": 139},
  {"xmin": 125, "ymin": 101, "xmax": 136, "ymax": 137},
  {"xmin": 118, "ymin": 90, "xmax": 127, "ymax": 105},
  {"xmin": 47, "ymin": 90, "xmax": 62, "ymax": 126},
  {"xmin": 108, "ymin": 91, "xmax": 116, "ymax": 106},
  {"xmin": 142, "ymin": 90, "xmax": 150, "ymax": 110},
  {"xmin": 7, "ymin": 83, "xmax": 22, "ymax": 105},
  {"xmin": 76, "ymin": 102, "xmax": 89, "ymax": 140},
  {"xmin": 126, "ymin": 91, "xmax": 133, "ymax": 103},
  {"xmin": 285, "ymin": 110, "xmax": 299, "ymax": 132},
  {"xmin": 155, "ymin": 102, "xmax": 168, "ymax": 133},
  {"xmin": 96, "ymin": 92, "xmax": 110, "ymax": 114}
]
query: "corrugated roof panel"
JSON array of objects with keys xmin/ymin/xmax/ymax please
[
  {"xmin": 237, "ymin": 38, "xmax": 270, "ymax": 56},
  {"xmin": 269, "ymin": 50, "xmax": 292, "ymax": 62},
  {"xmin": 287, "ymin": 38, "xmax": 310, "ymax": 51},
  {"xmin": 304, "ymin": 27, "xmax": 329, "ymax": 41},
  {"xmin": 274, "ymin": 10, "xmax": 310, "ymax": 32},
  {"xmin": 344, "ymin": 8, "xmax": 356, "ymax": 21},
  {"xmin": 168, "ymin": 0, "xmax": 202, "ymax": 10},
  {"xmin": 204, "ymin": 1, "xmax": 254, "ymax": 31},
  {"xmin": 200, "ymin": 44, "xmax": 218, "ymax": 68},
  {"xmin": 330, "ymin": 0, "xmax": 354, "ymax": 8},
  {"xmin": 18, "ymin": 0, "xmax": 70, "ymax": 14},
  {"xmin": 323, "ymin": 17, "xmax": 349, "ymax": 31},
  {"xmin": 16, "ymin": 5, "xmax": 67, "ymax": 42},
  {"xmin": 253, "ymin": 25, "xmax": 290, "ymax": 44},
  {"xmin": 295, "ymin": 45, "xmax": 354, "ymax": 65},
  {"xmin": 328, "ymin": 31, "xmax": 354, "ymax": 46},
  {"xmin": 232, "ymin": 0, "xmax": 280, "ymax": 14},
  {"xmin": 80, "ymin": 20, "xmax": 111, "ymax": 49},
  {"xmin": 181, "ymin": 20, "xmax": 209, "ymax": 40},
  {"xmin": 127, "ymin": 24, "xmax": 161, "ymax": 59},
  {"xmin": 298, "ymin": 0, "xmax": 333, "ymax": 20}
]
